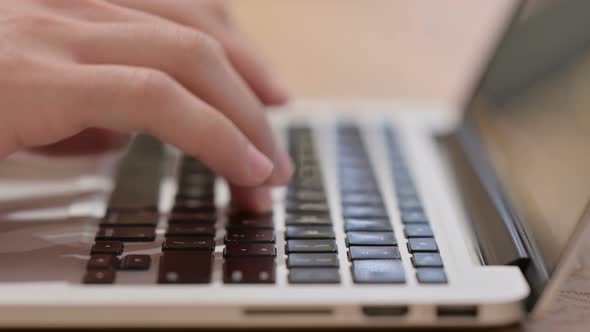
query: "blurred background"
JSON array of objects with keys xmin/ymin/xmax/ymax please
[{"xmin": 228, "ymin": 0, "xmax": 514, "ymax": 108}]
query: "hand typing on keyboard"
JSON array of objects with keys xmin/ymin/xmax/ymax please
[{"xmin": 0, "ymin": 0, "xmax": 293, "ymax": 211}]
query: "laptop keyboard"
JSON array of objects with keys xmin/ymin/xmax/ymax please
[{"xmin": 82, "ymin": 125, "xmax": 447, "ymax": 285}]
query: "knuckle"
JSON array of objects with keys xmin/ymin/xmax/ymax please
[
  {"xmin": 174, "ymin": 28, "xmax": 224, "ymax": 64},
  {"xmin": 126, "ymin": 68, "xmax": 172, "ymax": 98}
]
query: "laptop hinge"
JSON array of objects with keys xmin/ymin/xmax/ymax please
[{"xmin": 438, "ymin": 122, "xmax": 530, "ymax": 271}]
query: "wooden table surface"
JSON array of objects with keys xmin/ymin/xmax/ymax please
[{"xmin": 226, "ymin": 1, "xmax": 590, "ymax": 331}]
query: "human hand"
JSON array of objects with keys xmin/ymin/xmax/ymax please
[{"xmin": 0, "ymin": 0, "xmax": 293, "ymax": 211}]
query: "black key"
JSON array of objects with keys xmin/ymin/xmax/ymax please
[
  {"xmin": 168, "ymin": 212, "xmax": 216, "ymax": 225},
  {"xmin": 224, "ymin": 244, "xmax": 276, "ymax": 258},
  {"xmin": 289, "ymin": 181, "xmax": 324, "ymax": 191},
  {"xmin": 225, "ymin": 229, "xmax": 275, "ymax": 244},
  {"xmin": 91, "ymin": 241, "xmax": 124, "ymax": 255},
  {"xmin": 101, "ymin": 211, "xmax": 158, "ymax": 227},
  {"xmin": 339, "ymin": 182, "xmax": 380, "ymax": 193},
  {"xmin": 401, "ymin": 211, "xmax": 429, "ymax": 224},
  {"xmin": 397, "ymin": 196, "xmax": 423, "ymax": 211},
  {"xmin": 412, "ymin": 253, "xmax": 443, "ymax": 267},
  {"xmin": 178, "ymin": 173, "xmax": 215, "ymax": 187},
  {"xmin": 83, "ymin": 270, "xmax": 116, "ymax": 284},
  {"xmin": 407, "ymin": 238, "xmax": 438, "ymax": 252},
  {"xmin": 120, "ymin": 255, "xmax": 151, "ymax": 270},
  {"xmin": 163, "ymin": 237, "xmax": 214, "ymax": 251},
  {"xmin": 344, "ymin": 218, "xmax": 392, "ymax": 232},
  {"xmin": 342, "ymin": 206, "xmax": 388, "ymax": 219},
  {"xmin": 346, "ymin": 232, "xmax": 397, "ymax": 246},
  {"xmin": 158, "ymin": 251, "xmax": 212, "ymax": 283},
  {"xmin": 348, "ymin": 246, "xmax": 400, "ymax": 260},
  {"xmin": 223, "ymin": 258, "xmax": 275, "ymax": 284},
  {"xmin": 227, "ymin": 215, "xmax": 273, "ymax": 229},
  {"xmin": 395, "ymin": 184, "xmax": 417, "ymax": 198},
  {"xmin": 172, "ymin": 199, "xmax": 215, "ymax": 213},
  {"xmin": 96, "ymin": 227, "xmax": 156, "ymax": 242},
  {"xmin": 404, "ymin": 224, "xmax": 433, "ymax": 238},
  {"xmin": 341, "ymin": 193, "xmax": 383, "ymax": 206},
  {"xmin": 289, "ymin": 268, "xmax": 340, "ymax": 284},
  {"xmin": 175, "ymin": 187, "xmax": 214, "ymax": 200},
  {"xmin": 285, "ymin": 202, "xmax": 329, "ymax": 215},
  {"xmin": 416, "ymin": 268, "xmax": 447, "ymax": 284},
  {"xmin": 285, "ymin": 226, "xmax": 335, "ymax": 240},
  {"xmin": 286, "ymin": 190, "xmax": 326, "ymax": 202},
  {"xmin": 286, "ymin": 240, "xmax": 338, "ymax": 253},
  {"xmin": 287, "ymin": 253, "xmax": 339, "ymax": 268},
  {"xmin": 352, "ymin": 260, "xmax": 405, "ymax": 283},
  {"xmin": 87, "ymin": 255, "xmax": 119, "ymax": 270},
  {"xmin": 166, "ymin": 224, "xmax": 215, "ymax": 237},
  {"xmin": 285, "ymin": 215, "xmax": 332, "ymax": 226}
]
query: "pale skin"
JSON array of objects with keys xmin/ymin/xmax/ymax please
[{"xmin": 0, "ymin": 0, "xmax": 294, "ymax": 211}]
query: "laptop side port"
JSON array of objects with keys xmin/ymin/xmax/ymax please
[
  {"xmin": 436, "ymin": 305, "xmax": 478, "ymax": 318},
  {"xmin": 362, "ymin": 306, "xmax": 409, "ymax": 317}
]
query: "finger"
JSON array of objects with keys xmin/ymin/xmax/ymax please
[
  {"xmin": 102, "ymin": 0, "xmax": 290, "ymax": 105},
  {"xmin": 29, "ymin": 128, "xmax": 129, "ymax": 156},
  {"xmin": 217, "ymin": 28, "xmax": 290, "ymax": 106},
  {"xmin": 71, "ymin": 22, "xmax": 293, "ymax": 184},
  {"xmin": 67, "ymin": 64, "xmax": 274, "ymax": 186},
  {"xmin": 230, "ymin": 186, "xmax": 273, "ymax": 213}
]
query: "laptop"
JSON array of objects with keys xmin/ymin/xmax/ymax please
[{"xmin": 0, "ymin": 0, "xmax": 589, "ymax": 328}]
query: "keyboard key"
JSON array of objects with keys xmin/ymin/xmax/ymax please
[
  {"xmin": 83, "ymin": 270, "xmax": 116, "ymax": 284},
  {"xmin": 101, "ymin": 211, "xmax": 158, "ymax": 227},
  {"xmin": 287, "ymin": 190, "xmax": 326, "ymax": 202},
  {"xmin": 344, "ymin": 218, "xmax": 392, "ymax": 232},
  {"xmin": 120, "ymin": 255, "xmax": 151, "ymax": 270},
  {"xmin": 341, "ymin": 193, "xmax": 383, "ymax": 206},
  {"xmin": 404, "ymin": 224, "xmax": 433, "ymax": 238},
  {"xmin": 178, "ymin": 173, "xmax": 215, "ymax": 187},
  {"xmin": 166, "ymin": 224, "xmax": 215, "ymax": 237},
  {"xmin": 401, "ymin": 211, "xmax": 429, "ymax": 224},
  {"xmin": 173, "ymin": 199, "xmax": 215, "ymax": 213},
  {"xmin": 225, "ymin": 229, "xmax": 275, "ymax": 244},
  {"xmin": 91, "ymin": 241, "xmax": 124, "ymax": 255},
  {"xmin": 416, "ymin": 268, "xmax": 447, "ymax": 284},
  {"xmin": 227, "ymin": 215, "xmax": 274, "ymax": 229},
  {"xmin": 397, "ymin": 196, "xmax": 422, "ymax": 211},
  {"xmin": 285, "ymin": 226, "xmax": 335, "ymax": 239},
  {"xmin": 342, "ymin": 206, "xmax": 388, "ymax": 219},
  {"xmin": 96, "ymin": 227, "xmax": 156, "ymax": 242},
  {"xmin": 352, "ymin": 260, "xmax": 405, "ymax": 283},
  {"xmin": 286, "ymin": 240, "xmax": 338, "ymax": 253},
  {"xmin": 348, "ymin": 246, "xmax": 401, "ymax": 260},
  {"xmin": 412, "ymin": 253, "xmax": 443, "ymax": 267},
  {"xmin": 339, "ymin": 182, "xmax": 379, "ymax": 193},
  {"xmin": 158, "ymin": 251, "xmax": 212, "ymax": 283},
  {"xmin": 87, "ymin": 255, "xmax": 119, "ymax": 270},
  {"xmin": 346, "ymin": 232, "xmax": 397, "ymax": 246},
  {"xmin": 407, "ymin": 238, "xmax": 438, "ymax": 252},
  {"xmin": 285, "ymin": 202, "xmax": 330, "ymax": 215},
  {"xmin": 285, "ymin": 215, "xmax": 332, "ymax": 226},
  {"xmin": 223, "ymin": 258, "xmax": 275, "ymax": 284},
  {"xmin": 162, "ymin": 238, "xmax": 214, "ymax": 251},
  {"xmin": 287, "ymin": 253, "xmax": 339, "ymax": 268},
  {"xmin": 175, "ymin": 187, "xmax": 214, "ymax": 200},
  {"xmin": 168, "ymin": 212, "xmax": 216, "ymax": 225},
  {"xmin": 224, "ymin": 244, "xmax": 276, "ymax": 258},
  {"xmin": 289, "ymin": 268, "xmax": 340, "ymax": 284}
]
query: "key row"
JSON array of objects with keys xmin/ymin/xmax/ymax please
[
  {"xmin": 338, "ymin": 125, "xmax": 405, "ymax": 284},
  {"xmin": 384, "ymin": 127, "xmax": 447, "ymax": 284}
]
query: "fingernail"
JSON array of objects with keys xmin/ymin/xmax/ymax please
[{"xmin": 247, "ymin": 143, "xmax": 274, "ymax": 184}]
